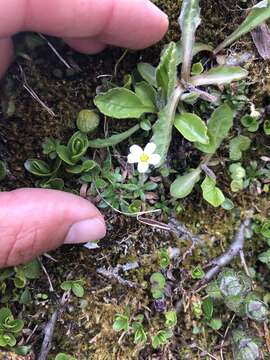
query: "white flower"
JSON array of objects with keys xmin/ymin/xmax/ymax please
[
  {"xmin": 127, "ymin": 142, "xmax": 161, "ymax": 173},
  {"xmin": 250, "ymin": 103, "xmax": 260, "ymax": 119}
]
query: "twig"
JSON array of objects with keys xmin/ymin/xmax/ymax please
[
  {"xmin": 220, "ymin": 314, "xmax": 236, "ymax": 360},
  {"xmin": 38, "ymin": 257, "xmax": 54, "ymax": 292},
  {"xmin": 38, "ymin": 292, "xmax": 70, "ymax": 360},
  {"xmin": 189, "ymin": 343, "xmax": 219, "ymax": 360},
  {"xmin": 199, "ymin": 217, "xmax": 252, "ymax": 286},
  {"xmin": 18, "ymin": 65, "xmax": 56, "ymax": 117},
  {"xmin": 97, "ymin": 262, "xmax": 139, "ymax": 288},
  {"xmin": 169, "ymin": 218, "xmax": 201, "ymax": 260},
  {"xmin": 38, "ymin": 33, "xmax": 72, "ymax": 69}
]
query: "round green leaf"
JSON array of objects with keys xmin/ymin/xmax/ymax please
[
  {"xmin": 174, "ymin": 113, "xmax": 209, "ymax": 144},
  {"xmin": 170, "ymin": 168, "xmax": 201, "ymax": 199},
  {"xmin": 94, "ymin": 88, "xmax": 155, "ymax": 119}
]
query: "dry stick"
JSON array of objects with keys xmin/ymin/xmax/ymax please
[
  {"xmin": 199, "ymin": 217, "xmax": 252, "ymax": 286},
  {"xmin": 38, "ymin": 292, "xmax": 70, "ymax": 360},
  {"xmin": 169, "ymin": 218, "xmax": 201, "ymax": 260}
]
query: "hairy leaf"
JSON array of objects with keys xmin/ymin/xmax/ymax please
[
  {"xmin": 195, "ymin": 103, "xmax": 234, "ymax": 153},
  {"xmin": 156, "ymin": 42, "xmax": 178, "ymax": 99},
  {"xmin": 179, "ymin": 0, "xmax": 201, "ymax": 81},
  {"xmin": 94, "ymin": 88, "xmax": 155, "ymax": 119},
  {"xmin": 151, "ymin": 86, "xmax": 184, "ymax": 165},
  {"xmin": 170, "ymin": 168, "xmax": 201, "ymax": 199},
  {"xmin": 191, "ymin": 66, "xmax": 248, "ymax": 86},
  {"xmin": 135, "ymin": 81, "xmax": 157, "ymax": 109},
  {"xmin": 214, "ymin": 0, "xmax": 270, "ymax": 54},
  {"xmin": 88, "ymin": 124, "xmax": 140, "ymax": 148},
  {"xmin": 229, "ymin": 135, "xmax": 251, "ymax": 160},
  {"xmin": 174, "ymin": 113, "xmax": 209, "ymax": 144},
  {"xmin": 137, "ymin": 62, "xmax": 157, "ymax": 87},
  {"xmin": 201, "ymin": 176, "xmax": 225, "ymax": 207}
]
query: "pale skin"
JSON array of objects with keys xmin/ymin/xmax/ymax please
[{"xmin": 0, "ymin": 0, "xmax": 168, "ymax": 268}]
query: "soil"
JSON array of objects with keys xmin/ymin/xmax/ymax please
[{"xmin": 0, "ymin": 1, "xmax": 270, "ymax": 359}]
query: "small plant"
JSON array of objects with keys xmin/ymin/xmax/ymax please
[
  {"xmin": 60, "ymin": 280, "xmax": 85, "ymax": 298},
  {"xmin": 112, "ymin": 314, "xmax": 129, "ymax": 332},
  {"xmin": 0, "ymin": 308, "xmax": 24, "ymax": 348},
  {"xmin": 158, "ymin": 248, "xmax": 170, "ymax": 269},
  {"xmin": 164, "ymin": 310, "xmax": 177, "ymax": 328},
  {"xmin": 231, "ymin": 329, "xmax": 261, "ymax": 360},
  {"xmin": 151, "ymin": 329, "xmax": 173, "ymax": 349},
  {"xmin": 150, "ymin": 272, "xmax": 166, "ymax": 299},
  {"xmin": 207, "ymin": 268, "xmax": 268, "ymax": 321}
]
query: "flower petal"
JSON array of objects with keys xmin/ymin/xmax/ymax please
[
  {"xmin": 149, "ymin": 154, "xmax": 161, "ymax": 166},
  {"xmin": 137, "ymin": 162, "xmax": 149, "ymax": 173},
  {"xmin": 128, "ymin": 153, "xmax": 140, "ymax": 164},
  {"xmin": 144, "ymin": 142, "xmax": 156, "ymax": 155},
  {"xmin": 129, "ymin": 144, "xmax": 143, "ymax": 155}
]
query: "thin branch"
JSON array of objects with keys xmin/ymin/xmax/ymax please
[
  {"xmin": 97, "ymin": 262, "xmax": 139, "ymax": 288},
  {"xmin": 199, "ymin": 217, "xmax": 252, "ymax": 286},
  {"xmin": 38, "ymin": 292, "xmax": 70, "ymax": 360}
]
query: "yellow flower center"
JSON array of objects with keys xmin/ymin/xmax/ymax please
[{"xmin": 140, "ymin": 153, "xmax": 150, "ymax": 163}]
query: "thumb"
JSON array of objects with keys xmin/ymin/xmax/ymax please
[{"xmin": 0, "ymin": 188, "xmax": 106, "ymax": 268}]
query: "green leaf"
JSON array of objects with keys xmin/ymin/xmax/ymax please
[
  {"xmin": 241, "ymin": 115, "xmax": 259, "ymax": 132},
  {"xmin": 150, "ymin": 273, "xmax": 166, "ymax": 289},
  {"xmin": 19, "ymin": 288, "xmax": 32, "ymax": 305},
  {"xmin": 151, "ymin": 330, "xmax": 173, "ymax": 349},
  {"xmin": 174, "ymin": 113, "xmax": 209, "ymax": 144},
  {"xmin": 179, "ymin": 0, "xmax": 201, "ymax": 81},
  {"xmin": 201, "ymin": 176, "xmax": 225, "ymax": 207},
  {"xmin": 94, "ymin": 88, "xmax": 155, "ymax": 119},
  {"xmin": 133, "ymin": 324, "xmax": 147, "ymax": 344},
  {"xmin": 135, "ymin": 82, "xmax": 157, "ymax": 109},
  {"xmin": 151, "ymin": 86, "xmax": 184, "ymax": 165},
  {"xmin": 113, "ymin": 314, "xmax": 129, "ymax": 332},
  {"xmin": 60, "ymin": 281, "xmax": 72, "ymax": 291},
  {"xmin": 170, "ymin": 168, "xmax": 201, "ymax": 199},
  {"xmin": 191, "ymin": 66, "xmax": 248, "ymax": 86},
  {"xmin": 72, "ymin": 283, "xmax": 84, "ymax": 298},
  {"xmin": 191, "ymin": 62, "xmax": 204, "ymax": 75},
  {"xmin": 76, "ymin": 109, "xmax": 100, "ymax": 134},
  {"xmin": 156, "ymin": 42, "xmax": 178, "ymax": 99},
  {"xmin": 203, "ymin": 298, "xmax": 214, "ymax": 320},
  {"xmin": 164, "ymin": 310, "xmax": 177, "ymax": 328},
  {"xmin": 67, "ymin": 131, "xmax": 89, "ymax": 163},
  {"xmin": 191, "ymin": 265, "xmax": 205, "ymax": 279},
  {"xmin": 208, "ymin": 318, "xmax": 223, "ymax": 330},
  {"xmin": 24, "ymin": 159, "xmax": 53, "ymax": 177},
  {"xmin": 137, "ymin": 62, "xmax": 157, "ymax": 87},
  {"xmin": 0, "ymin": 333, "xmax": 16, "ymax": 347},
  {"xmin": 0, "ymin": 308, "xmax": 12, "ymax": 325},
  {"xmin": 214, "ymin": 1, "xmax": 270, "ymax": 54},
  {"xmin": 258, "ymin": 249, "xmax": 270, "ymax": 268},
  {"xmin": 229, "ymin": 135, "xmax": 251, "ymax": 161},
  {"xmin": 14, "ymin": 345, "xmax": 32, "ymax": 356},
  {"xmin": 88, "ymin": 124, "xmax": 140, "ymax": 148},
  {"xmin": 55, "ymin": 353, "xmax": 76, "ymax": 360},
  {"xmin": 22, "ymin": 259, "xmax": 41, "ymax": 279},
  {"xmin": 39, "ymin": 177, "xmax": 64, "ymax": 190},
  {"xmin": 196, "ymin": 103, "xmax": 234, "ymax": 154}
]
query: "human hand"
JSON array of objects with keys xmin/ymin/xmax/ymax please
[{"xmin": 0, "ymin": 0, "xmax": 168, "ymax": 268}]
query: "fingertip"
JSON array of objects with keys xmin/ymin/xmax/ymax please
[
  {"xmin": 63, "ymin": 37, "xmax": 106, "ymax": 54},
  {"xmin": 0, "ymin": 37, "xmax": 13, "ymax": 78},
  {"xmin": 0, "ymin": 189, "xmax": 106, "ymax": 267}
]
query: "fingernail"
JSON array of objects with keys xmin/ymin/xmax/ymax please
[
  {"xmin": 145, "ymin": 0, "xmax": 169, "ymax": 22},
  {"xmin": 64, "ymin": 218, "xmax": 106, "ymax": 244}
]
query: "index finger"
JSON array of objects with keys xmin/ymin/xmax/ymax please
[{"xmin": 0, "ymin": 0, "xmax": 168, "ymax": 49}]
